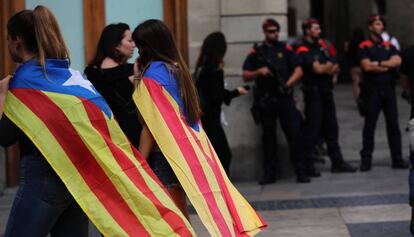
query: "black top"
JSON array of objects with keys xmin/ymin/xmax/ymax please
[
  {"xmin": 84, "ymin": 64, "xmax": 142, "ymax": 147},
  {"xmin": 296, "ymin": 39, "xmax": 337, "ymax": 88},
  {"xmin": 0, "ymin": 115, "xmax": 39, "ymax": 156},
  {"xmin": 400, "ymin": 45, "xmax": 414, "ymax": 119},
  {"xmin": 196, "ymin": 64, "xmax": 239, "ymax": 125},
  {"xmin": 243, "ymin": 41, "xmax": 300, "ymax": 95},
  {"xmin": 358, "ymin": 39, "xmax": 399, "ymax": 87}
]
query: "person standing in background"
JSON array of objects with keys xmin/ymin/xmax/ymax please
[
  {"xmin": 358, "ymin": 15, "xmax": 408, "ymax": 171},
  {"xmin": 296, "ymin": 18, "xmax": 357, "ymax": 176},
  {"xmin": 398, "ymin": 43, "xmax": 414, "ymax": 235},
  {"xmin": 85, "ymin": 23, "xmax": 142, "ymax": 148},
  {"xmin": 242, "ymin": 18, "xmax": 311, "ymax": 184},
  {"xmin": 194, "ymin": 31, "xmax": 248, "ymax": 175}
]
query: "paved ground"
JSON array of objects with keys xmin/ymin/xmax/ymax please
[{"xmin": 0, "ymin": 84, "xmax": 412, "ymax": 236}]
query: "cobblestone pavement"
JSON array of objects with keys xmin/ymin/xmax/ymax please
[{"xmin": 0, "ymin": 84, "xmax": 412, "ymax": 236}]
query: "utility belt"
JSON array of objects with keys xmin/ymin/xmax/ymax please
[
  {"xmin": 301, "ymin": 84, "xmax": 332, "ymax": 95},
  {"xmin": 357, "ymin": 80, "xmax": 396, "ymax": 117},
  {"xmin": 250, "ymin": 87, "xmax": 293, "ymax": 125},
  {"xmin": 253, "ymin": 85, "xmax": 293, "ymax": 99}
]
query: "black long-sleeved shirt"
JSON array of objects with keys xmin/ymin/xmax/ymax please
[
  {"xmin": 0, "ymin": 115, "xmax": 39, "ymax": 156},
  {"xmin": 197, "ymin": 64, "xmax": 239, "ymax": 126},
  {"xmin": 84, "ymin": 64, "xmax": 142, "ymax": 148}
]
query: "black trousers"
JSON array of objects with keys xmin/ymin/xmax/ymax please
[
  {"xmin": 302, "ymin": 87, "xmax": 344, "ymax": 167},
  {"xmin": 259, "ymin": 96, "xmax": 307, "ymax": 179},
  {"xmin": 360, "ymin": 87, "xmax": 402, "ymax": 161},
  {"xmin": 202, "ymin": 114, "xmax": 232, "ymax": 174}
]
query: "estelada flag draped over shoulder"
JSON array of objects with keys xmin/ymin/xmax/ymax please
[
  {"xmin": 4, "ymin": 59, "xmax": 195, "ymax": 237},
  {"xmin": 133, "ymin": 61, "xmax": 267, "ymax": 237}
]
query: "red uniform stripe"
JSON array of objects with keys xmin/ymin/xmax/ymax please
[
  {"xmin": 143, "ymin": 78, "xmax": 233, "ymax": 236},
  {"xmin": 81, "ymin": 98, "xmax": 193, "ymax": 236},
  {"xmin": 12, "ymin": 89, "xmax": 150, "ymax": 237}
]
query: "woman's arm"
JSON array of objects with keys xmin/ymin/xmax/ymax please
[
  {"xmin": 138, "ymin": 125, "xmax": 155, "ymax": 160},
  {"xmin": 0, "ymin": 75, "xmax": 12, "ymax": 118},
  {"xmin": 286, "ymin": 66, "xmax": 303, "ymax": 87}
]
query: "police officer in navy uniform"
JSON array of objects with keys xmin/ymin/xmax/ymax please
[
  {"xmin": 358, "ymin": 15, "xmax": 408, "ymax": 171},
  {"xmin": 296, "ymin": 18, "xmax": 357, "ymax": 175},
  {"xmin": 242, "ymin": 18, "xmax": 310, "ymax": 184}
]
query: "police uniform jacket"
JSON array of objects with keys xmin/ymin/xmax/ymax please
[
  {"xmin": 296, "ymin": 39, "xmax": 337, "ymax": 88},
  {"xmin": 243, "ymin": 41, "xmax": 300, "ymax": 96}
]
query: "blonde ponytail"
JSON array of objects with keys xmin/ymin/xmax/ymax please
[{"xmin": 32, "ymin": 5, "xmax": 70, "ymax": 69}]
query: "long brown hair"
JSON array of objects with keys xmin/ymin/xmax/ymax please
[
  {"xmin": 7, "ymin": 5, "xmax": 70, "ymax": 70},
  {"xmin": 195, "ymin": 31, "xmax": 227, "ymax": 73},
  {"xmin": 132, "ymin": 19, "xmax": 201, "ymax": 125}
]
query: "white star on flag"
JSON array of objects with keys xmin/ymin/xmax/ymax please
[{"xmin": 63, "ymin": 69, "xmax": 97, "ymax": 94}]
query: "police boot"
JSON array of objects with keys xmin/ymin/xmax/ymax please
[
  {"xmin": 307, "ymin": 165, "xmax": 321, "ymax": 178},
  {"xmin": 296, "ymin": 174, "xmax": 311, "ymax": 183},
  {"xmin": 360, "ymin": 157, "xmax": 372, "ymax": 172},
  {"xmin": 331, "ymin": 161, "xmax": 357, "ymax": 173},
  {"xmin": 392, "ymin": 158, "xmax": 409, "ymax": 169},
  {"xmin": 259, "ymin": 176, "xmax": 276, "ymax": 185}
]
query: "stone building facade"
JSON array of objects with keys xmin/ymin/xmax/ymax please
[
  {"xmin": 188, "ymin": 0, "xmax": 414, "ymax": 181},
  {"xmin": 188, "ymin": 0, "xmax": 291, "ymax": 181}
]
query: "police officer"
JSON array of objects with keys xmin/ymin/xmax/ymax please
[
  {"xmin": 358, "ymin": 15, "xmax": 408, "ymax": 171},
  {"xmin": 242, "ymin": 18, "xmax": 310, "ymax": 184},
  {"xmin": 297, "ymin": 18, "xmax": 356, "ymax": 174}
]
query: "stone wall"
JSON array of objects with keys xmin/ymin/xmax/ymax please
[{"xmin": 188, "ymin": 0, "xmax": 292, "ymax": 181}]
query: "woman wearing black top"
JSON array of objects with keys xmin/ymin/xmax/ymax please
[
  {"xmin": 195, "ymin": 32, "xmax": 248, "ymax": 174},
  {"xmin": 84, "ymin": 23, "xmax": 141, "ymax": 147}
]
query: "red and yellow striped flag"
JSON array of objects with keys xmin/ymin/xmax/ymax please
[
  {"xmin": 4, "ymin": 59, "xmax": 195, "ymax": 237},
  {"xmin": 133, "ymin": 61, "xmax": 267, "ymax": 237}
]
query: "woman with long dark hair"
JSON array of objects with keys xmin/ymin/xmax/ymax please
[
  {"xmin": 132, "ymin": 19, "xmax": 198, "ymax": 220},
  {"xmin": 132, "ymin": 19, "xmax": 266, "ymax": 236},
  {"xmin": 194, "ymin": 32, "xmax": 247, "ymax": 174},
  {"xmin": 84, "ymin": 23, "xmax": 142, "ymax": 147},
  {"xmin": 0, "ymin": 6, "xmax": 88, "ymax": 236}
]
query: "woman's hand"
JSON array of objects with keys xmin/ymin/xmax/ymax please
[
  {"xmin": 0, "ymin": 75, "xmax": 12, "ymax": 117},
  {"xmin": 236, "ymin": 86, "xmax": 249, "ymax": 95},
  {"xmin": 0, "ymin": 75, "xmax": 12, "ymax": 95}
]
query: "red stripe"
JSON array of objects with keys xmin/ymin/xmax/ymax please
[
  {"xmin": 81, "ymin": 98, "xmax": 193, "ymax": 236},
  {"xmin": 12, "ymin": 89, "xmax": 150, "ymax": 237},
  {"xmin": 205, "ymin": 141, "xmax": 267, "ymax": 234},
  {"xmin": 359, "ymin": 40, "xmax": 374, "ymax": 49},
  {"xmin": 185, "ymin": 127, "xmax": 245, "ymax": 232},
  {"xmin": 143, "ymin": 78, "xmax": 233, "ymax": 236},
  {"xmin": 296, "ymin": 46, "xmax": 309, "ymax": 54},
  {"xmin": 202, "ymin": 131, "xmax": 266, "ymax": 233}
]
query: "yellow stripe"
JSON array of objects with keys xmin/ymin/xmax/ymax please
[
  {"xmin": 45, "ymin": 92, "xmax": 192, "ymax": 237},
  {"xmin": 135, "ymin": 81, "xmax": 266, "ymax": 236},
  {"xmin": 4, "ymin": 92, "xmax": 127, "ymax": 237},
  {"xmin": 135, "ymin": 83, "xmax": 235, "ymax": 236},
  {"xmin": 191, "ymin": 127, "xmax": 265, "ymax": 231},
  {"xmin": 191, "ymin": 115, "xmax": 266, "ymax": 233},
  {"xmin": 105, "ymin": 111, "xmax": 196, "ymax": 235}
]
